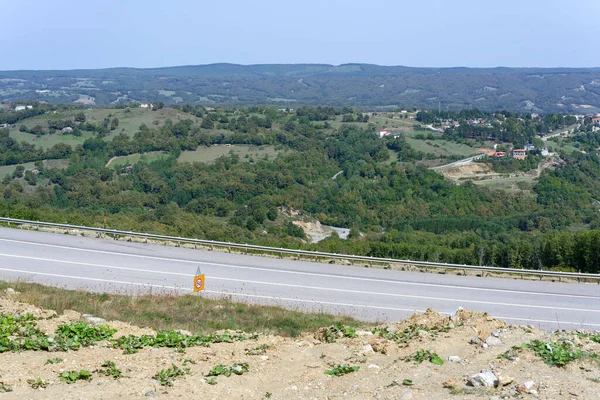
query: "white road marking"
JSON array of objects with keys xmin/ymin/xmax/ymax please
[
  {"xmin": 0, "ymin": 254, "xmax": 599, "ymax": 314},
  {"xmin": 0, "ymin": 237, "xmax": 597, "ymax": 300},
  {"xmin": 1, "ymin": 266, "xmax": 599, "ymax": 328}
]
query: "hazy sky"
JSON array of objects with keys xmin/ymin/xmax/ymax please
[{"xmin": 2, "ymin": 0, "xmax": 599, "ymax": 70}]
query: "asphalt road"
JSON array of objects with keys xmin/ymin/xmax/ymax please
[{"xmin": 0, "ymin": 227, "xmax": 599, "ymax": 330}]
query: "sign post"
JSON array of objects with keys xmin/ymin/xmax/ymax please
[{"xmin": 193, "ymin": 267, "xmax": 205, "ymax": 292}]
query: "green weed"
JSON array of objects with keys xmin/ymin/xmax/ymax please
[
  {"xmin": 324, "ymin": 363, "xmax": 360, "ymax": 377},
  {"xmin": 99, "ymin": 361, "xmax": 123, "ymax": 379},
  {"xmin": 524, "ymin": 340, "xmax": 598, "ymax": 367},
  {"xmin": 403, "ymin": 349, "xmax": 444, "ymax": 365},
  {"xmin": 323, "ymin": 323, "xmax": 357, "ymax": 343},
  {"xmin": 27, "ymin": 378, "xmax": 50, "ymax": 389},
  {"xmin": 59, "ymin": 370, "xmax": 92, "ymax": 384},
  {"xmin": 153, "ymin": 364, "xmax": 190, "ymax": 387},
  {"xmin": 207, "ymin": 363, "xmax": 249, "ymax": 378}
]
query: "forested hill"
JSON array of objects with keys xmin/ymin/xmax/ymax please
[{"xmin": 2, "ymin": 64, "xmax": 600, "ymax": 112}]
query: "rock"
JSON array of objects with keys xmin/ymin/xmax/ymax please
[
  {"xmin": 524, "ymin": 380, "xmax": 535, "ymax": 391},
  {"xmin": 297, "ymin": 341, "xmax": 313, "ymax": 348},
  {"xmin": 355, "ymin": 330, "xmax": 373, "ymax": 336},
  {"xmin": 497, "ymin": 374, "xmax": 514, "ymax": 386},
  {"xmin": 477, "ymin": 329, "xmax": 491, "ymax": 341},
  {"xmin": 482, "ymin": 343, "xmax": 489, "ymax": 350},
  {"xmin": 81, "ymin": 314, "xmax": 107, "ymax": 325},
  {"xmin": 486, "ymin": 336, "xmax": 502, "ymax": 346},
  {"xmin": 491, "ymin": 331, "xmax": 500, "ymax": 337},
  {"xmin": 442, "ymin": 378, "xmax": 458, "ymax": 389},
  {"xmin": 177, "ymin": 329, "xmax": 192, "ymax": 336},
  {"xmin": 212, "ymin": 305, "xmax": 225, "ymax": 310},
  {"xmin": 62, "ymin": 310, "xmax": 81, "ymax": 320},
  {"xmin": 367, "ymin": 364, "xmax": 380, "ymax": 369},
  {"xmin": 145, "ymin": 391, "xmax": 156, "ymax": 397},
  {"xmin": 261, "ymin": 355, "xmax": 269, "ymax": 361},
  {"xmin": 361, "ymin": 344, "xmax": 375, "ymax": 355},
  {"xmin": 447, "ymin": 356, "xmax": 462, "ymax": 363},
  {"xmin": 450, "ymin": 306, "xmax": 464, "ymax": 320},
  {"xmin": 4, "ymin": 288, "xmax": 18, "ymax": 296},
  {"xmin": 469, "ymin": 336, "xmax": 482, "ymax": 345},
  {"xmin": 369, "ymin": 338, "xmax": 389, "ymax": 354},
  {"xmin": 400, "ymin": 392, "xmax": 413, "ymax": 400},
  {"xmin": 468, "ymin": 370, "xmax": 498, "ymax": 387}
]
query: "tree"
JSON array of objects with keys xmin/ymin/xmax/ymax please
[
  {"xmin": 74, "ymin": 112, "xmax": 86, "ymax": 123},
  {"xmin": 201, "ymin": 117, "xmax": 214, "ymax": 130}
]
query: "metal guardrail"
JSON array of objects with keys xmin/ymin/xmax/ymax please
[{"xmin": 0, "ymin": 217, "xmax": 599, "ymax": 283}]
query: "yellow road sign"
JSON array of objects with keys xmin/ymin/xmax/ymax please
[
  {"xmin": 194, "ymin": 274, "xmax": 205, "ymax": 292},
  {"xmin": 193, "ymin": 267, "xmax": 205, "ymax": 292}
]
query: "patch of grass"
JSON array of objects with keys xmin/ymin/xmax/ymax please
[
  {"xmin": 27, "ymin": 378, "xmax": 50, "ymax": 389},
  {"xmin": 107, "ymin": 152, "xmax": 168, "ymax": 167},
  {"xmin": 524, "ymin": 339, "xmax": 598, "ymax": 367},
  {"xmin": 45, "ymin": 357, "xmax": 64, "ymax": 365},
  {"xmin": 207, "ymin": 363, "xmax": 249, "ymax": 378},
  {"xmin": 114, "ymin": 330, "xmax": 256, "ymax": 355},
  {"xmin": 373, "ymin": 324, "xmax": 452, "ymax": 347},
  {"xmin": 0, "ymin": 159, "xmax": 69, "ymax": 178},
  {"xmin": 153, "ymin": 364, "xmax": 189, "ymax": 386},
  {"xmin": 178, "ymin": 144, "xmax": 282, "ymax": 164},
  {"xmin": 245, "ymin": 344, "xmax": 269, "ymax": 356},
  {"xmin": 98, "ymin": 361, "xmax": 123, "ymax": 379},
  {"xmin": 322, "ymin": 322, "xmax": 357, "ymax": 343},
  {"xmin": 405, "ymin": 137, "xmax": 479, "ymax": 158},
  {"xmin": 403, "ymin": 349, "xmax": 444, "ymax": 365},
  {"xmin": 0, "ymin": 382, "xmax": 13, "ymax": 393},
  {"xmin": 0, "ymin": 280, "xmax": 367, "ymax": 337},
  {"xmin": 449, "ymin": 387, "xmax": 495, "ymax": 396},
  {"xmin": 59, "ymin": 370, "xmax": 92, "ymax": 384},
  {"xmin": 324, "ymin": 363, "xmax": 360, "ymax": 377}
]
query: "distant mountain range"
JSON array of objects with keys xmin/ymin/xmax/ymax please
[{"xmin": 1, "ymin": 63, "xmax": 600, "ymax": 112}]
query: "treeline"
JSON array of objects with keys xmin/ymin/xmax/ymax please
[
  {"xmin": 2, "ymin": 106, "xmax": 600, "ymax": 273},
  {"xmin": 418, "ymin": 109, "xmax": 577, "ymax": 145}
]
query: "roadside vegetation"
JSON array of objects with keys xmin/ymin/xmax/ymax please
[{"xmin": 0, "ymin": 280, "xmax": 366, "ymax": 336}]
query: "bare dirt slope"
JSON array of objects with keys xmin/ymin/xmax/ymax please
[{"xmin": 1, "ymin": 291, "xmax": 599, "ymax": 399}]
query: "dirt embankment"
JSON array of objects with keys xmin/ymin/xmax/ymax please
[{"xmin": 0, "ymin": 292, "xmax": 599, "ymax": 399}]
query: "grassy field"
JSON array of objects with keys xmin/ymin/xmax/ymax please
[
  {"xmin": 8, "ymin": 108, "xmax": 201, "ymax": 149},
  {"xmin": 470, "ymin": 175, "xmax": 537, "ymax": 195},
  {"xmin": 107, "ymin": 152, "xmax": 168, "ymax": 167},
  {"xmin": 405, "ymin": 137, "xmax": 479, "ymax": 157},
  {"xmin": 178, "ymin": 145, "xmax": 283, "ymax": 163},
  {"xmin": 545, "ymin": 138, "xmax": 581, "ymax": 155},
  {"xmin": 107, "ymin": 145, "xmax": 284, "ymax": 167},
  {"xmin": 0, "ymin": 159, "xmax": 70, "ymax": 177},
  {"xmin": 0, "ymin": 280, "xmax": 366, "ymax": 337}
]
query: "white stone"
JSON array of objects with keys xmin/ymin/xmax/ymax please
[
  {"xmin": 447, "ymin": 356, "xmax": 462, "ymax": 363},
  {"xmin": 362, "ymin": 344, "xmax": 374, "ymax": 354},
  {"xmin": 81, "ymin": 314, "xmax": 107, "ymax": 325},
  {"xmin": 486, "ymin": 336, "xmax": 502, "ymax": 346},
  {"xmin": 367, "ymin": 364, "xmax": 380, "ymax": 369},
  {"xmin": 524, "ymin": 380, "xmax": 535, "ymax": 390},
  {"xmin": 469, "ymin": 370, "xmax": 498, "ymax": 387}
]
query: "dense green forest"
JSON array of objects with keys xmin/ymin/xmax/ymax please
[
  {"xmin": 2, "ymin": 64, "xmax": 600, "ymax": 112},
  {"xmin": 1, "ymin": 104, "xmax": 600, "ymax": 273}
]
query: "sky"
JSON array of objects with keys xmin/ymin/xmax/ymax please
[{"xmin": 1, "ymin": 0, "xmax": 599, "ymax": 70}]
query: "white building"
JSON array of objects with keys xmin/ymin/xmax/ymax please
[{"xmin": 14, "ymin": 106, "xmax": 26, "ymax": 111}]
